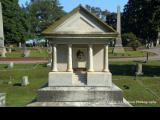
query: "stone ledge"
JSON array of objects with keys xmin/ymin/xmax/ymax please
[
  {"xmin": 27, "ymin": 98, "xmax": 132, "ymax": 107},
  {"xmin": 33, "ymin": 84, "xmax": 125, "ymax": 104}
]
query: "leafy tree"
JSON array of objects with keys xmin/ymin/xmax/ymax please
[
  {"xmin": 0, "ymin": 0, "xmax": 30, "ymax": 45},
  {"xmin": 122, "ymin": 33, "xmax": 141, "ymax": 51},
  {"xmin": 106, "ymin": 12, "xmax": 117, "ymax": 29},
  {"xmin": 123, "ymin": 0, "xmax": 160, "ymax": 44},
  {"xmin": 26, "ymin": 0, "xmax": 65, "ymax": 38}
]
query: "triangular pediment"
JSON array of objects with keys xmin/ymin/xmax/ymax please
[
  {"xmin": 54, "ymin": 12, "xmax": 106, "ymax": 34},
  {"xmin": 43, "ymin": 5, "xmax": 117, "ymax": 35}
]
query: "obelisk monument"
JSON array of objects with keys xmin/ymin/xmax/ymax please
[
  {"xmin": 113, "ymin": 5, "xmax": 125, "ymax": 53},
  {"xmin": 0, "ymin": 2, "xmax": 6, "ymax": 57}
]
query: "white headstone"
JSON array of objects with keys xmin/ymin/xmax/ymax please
[
  {"xmin": 19, "ymin": 42, "xmax": 22, "ymax": 48},
  {"xmin": 1, "ymin": 47, "xmax": 6, "ymax": 57},
  {"xmin": 24, "ymin": 50, "xmax": 31, "ymax": 57},
  {"xmin": 8, "ymin": 62, "xmax": 14, "ymax": 69},
  {"xmin": 22, "ymin": 76, "xmax": 29, "ymax": 86},
  {"xmin": 156, "ymin": 32, "xmax": 160, "ymax": 46},
  {"xmin": 8, "ymin": 48, "xmax": 12, "ymax": 53},
  {"xmin": 136, "ymin": 63, "xmax": 143, "ymax": 75}
]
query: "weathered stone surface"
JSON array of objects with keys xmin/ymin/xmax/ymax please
[
  {"xmin": 48, "ymin": 72, "xmax": 73, "ymax": 86},
  {"xmin": 0, "ymin": 93, "xmax": 6, "ymax": 107},
  {"xmin": 27, "ymin": 85, "xmax": 132, "ymax": 107},
  {"xmin": 22, "ymin": 76, "xmax": 29, "ymax": 86},
  {"xmin": 8, "ymin": 48, "xmax": 12, "ymax": 53},
  {"xmin": 136, "ymin": 63, "xmax": 143, "ymax": 75},
  {"xmin": 27, "ymin": 5, "xmax": 131, "ymax": 107},
  {"xmin": 113, "ymin": 6, "xmax": 125, "ymax": 53},
  {"xmin": 27, "ymin": 100, "xmax": 131, "ymax": 107},
  {"xmin": 24, "ymin": 50, "xmax": 31, "ymax": 57},
  {"xmin": 0, "ymin": 2, "xmax": 4, "ymax": 48},
  {"xmin": 87, "ymin": 72, "xmax": 112, "ymax": 87},
  {"xmin": 1, "ymin": 47, "xmax": 6, "ymax": 57},
  {"xmin": 19, "ymin": 42, "xmax": 22, "ymax": 48},
  {"xmin": 8, "ymin": 62, "xmax": 14, "ymax": 69}
]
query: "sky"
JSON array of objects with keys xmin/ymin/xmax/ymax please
[{"xmin": 19, "ymin": 0, "xmax": 129, "ymax": 12}]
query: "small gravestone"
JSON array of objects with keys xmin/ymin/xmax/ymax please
[
  {"xmin": 8, "ymin": 47, "xmax": 12, "ymax": 53},
  {"xmin": 151, "ymin": 42, "xmax": 154, "ymax": 48},
  {"xmin": 19, "ymin": 42, "xmax": 22, "ymax": 48},
  {"xmin": 1, "ymin": 47, "xmax": 6, "ymax": 57},
  {"xmin": 24, "ymin": 50, "xmax": 31, "ymax": 57},
  {"xmin": 21, "ymin": 76, "xmax": 29, "ymax": 86},
  {"xmin": 0, "ymin": 93, "xmax": 6, "ymax": 107},
  {"xmin": 8, "ymin": 62, "xmax": 14, "ymax": 69},
  {"xmin": 136, "ymin": 63, "xmax": 143, "ymax": 75}
]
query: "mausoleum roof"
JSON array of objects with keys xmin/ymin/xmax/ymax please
[{"xmin": 42, "ymin": 5, "xmax": 118, "ymax": 38}]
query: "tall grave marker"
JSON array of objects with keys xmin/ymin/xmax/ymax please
[
  {"xmin": 113, "ymin": 5, "xmax": 125, "ymax": 53},
  {"xmin": 0, "ymin": 2, "xmax": 6, "ymax": 57}
]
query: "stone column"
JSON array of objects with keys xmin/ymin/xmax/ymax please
[
  {"xmin": 67, "ymin": 44, "xmax": 73, "ymax": 72},
  {"xmin": 88, "ymin": 44, "xmax": 94, "ymax": 72},
  {"xmin": 103, "ymin": 44, "xmax": 109, "ymax": 72},
  {"xmin": 0, "ymin": 2, "xmax": 4, "ymax": 48},
  {"xmin": 52, "ymin": 44, "xmax": 58, "ymax": 72}
]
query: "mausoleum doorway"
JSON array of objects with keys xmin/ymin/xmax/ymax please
[{"xmin": 73, "ymin": 46, "xmax": 88, "ymax": 72}]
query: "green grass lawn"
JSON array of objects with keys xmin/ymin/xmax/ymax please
[
  {"xmin": 109, "ymin": 47, "xmax": 156, "ymax": 58},
  {"xmin": 0, "ymin": 64, "xmax": 49, "ymax": 107},
  {"xmin": 3, "ymin": 47, "xmax": 156, "ymax": 58},
  {"xmin": 0, "ymin": 61, "xmax": 160, "ymax": 107},
  {"xmin": 5, "ymin": 47, "xmax": 48, "ymax": 58},
  {"xmin": 111, "ymin": 61, "xmax": 160, "ymax": 107}
]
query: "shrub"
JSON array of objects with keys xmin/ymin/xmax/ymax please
[{"xmin": 122, "ymin": 33, "xmax": 141, "ymax": 51}]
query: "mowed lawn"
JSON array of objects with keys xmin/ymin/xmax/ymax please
[
  {"xmin": 111, "ymin": 61, "xmax": 160, "ymax": 107},
  {"xmin": 5, "ymin": 47, "xmax": 48, "ymax": 58},
  {"xmin": 0, "ymin": 64, "xmax": 49, "ymax": 107},
  {"xmin": 4, "ymin": 47, "xmax": 156, "ymax": 58},
  {"xmin": 0, "ymin": 61, "xmax": 160, "ymax": 107}
]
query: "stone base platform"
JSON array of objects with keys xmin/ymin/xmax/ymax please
[{"xmin": 27, "ymin": 84, "xmax": 132, "ymax": 107}]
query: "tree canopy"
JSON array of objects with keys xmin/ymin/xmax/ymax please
[
  {"xmin": 0, "ymin": 0, "xmax": 30, "ymax": 45},
  {"xmin": 123, "ymin": 0, "xmax": 160, "ymax": 44},
  {"xmin": 26, "ymin": 0, "xmax": 65, "ymax": 38}
]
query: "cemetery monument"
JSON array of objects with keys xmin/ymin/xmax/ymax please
[
  {"xmin": 113, "ymin": 5, "xmax": 125, "ymax": 53},
  {"xmin": 28, "ymin": 5, "xmax": 131, "ymax": 107},
  {"xmin": 0, "ymin": 2, "xmax": 6, "ymax": 57}
]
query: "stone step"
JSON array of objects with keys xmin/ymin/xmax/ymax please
[{"xmin": 73, "ymin": 72, "xmax": 87, "ymax": 86}]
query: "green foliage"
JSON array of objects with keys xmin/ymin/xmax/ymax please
[
  {"xmin": 0, "ymin": 0, "xmax": 30, "ymax": 44},
  {"xmin": 123, "ymin": 0, "xmax": 160, "ymax": 43},
  {"xmin": 106, "ymin": 12, "xmax": 117, "ymax": 29},
  {"xmin": 122, "ymin": 33, "xmax": 141, "ymax": 51},
  {"xmin": 26, "ymin": 0, "xmax": 65, "ymax": 38}
]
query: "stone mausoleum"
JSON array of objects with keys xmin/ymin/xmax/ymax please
[{"xmin": 28, "ymin": 5, "xmax": 131, "ymax": 107}]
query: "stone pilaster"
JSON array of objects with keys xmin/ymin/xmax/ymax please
[
  {"xmin": 88, "ymin": 44, "xmax": 94, "ymax": 72},
  {"xmin": 67, "ymin": 44, "xmax": 73, "ymax": 72},
  {"xmin": 52, "ymin": 44, "xmax": 58, "ymax": 72},
  {"xmin": 103, "ymin": 44, "xmax": 109, "ymax": 72}
]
